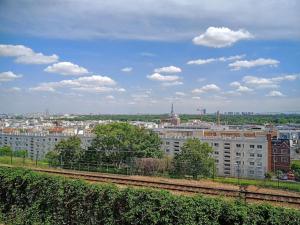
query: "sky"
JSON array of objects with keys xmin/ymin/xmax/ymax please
[{"xmin": 0, "ymin": 0, "xmax": 300, "ymax": 114}]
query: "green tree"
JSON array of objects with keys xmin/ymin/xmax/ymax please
[
  {"xmin": 45, "ymin": 150, "xmax": 60, "ymax": 166},
  {"xmin": 54, "ymin": 136, "xmax": 83, "ymax": 166},
  {"xmin": 173, "ymin": 138, "xmax": 215, "ymax": 179},
  {"xmin": 89, "ymin": 122, "xmax": 163, "ymax": 165},
  {"xmin": 0, "ymin": 146, "xmax": 13, "ymax": 156},
  {"xmin": 13, "ymin": 149, "xmax": 28, "ymax": 158}
]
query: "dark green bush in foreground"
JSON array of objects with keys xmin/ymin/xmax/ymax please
[{"xmin": 0, "ymin": 167, "xmax": 299, "ymax": 225}]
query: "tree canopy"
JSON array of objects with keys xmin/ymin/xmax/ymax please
[
  {"xmin": 89, "ymin": 122, "xmax": 163, "ymax": 164},
  {"xmin": 173, "ymin": 138, "xmax": 215, "ymax": 179}
]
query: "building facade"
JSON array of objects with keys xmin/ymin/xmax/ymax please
[{"xmin": 0, "ymin": 133, "xmax": 94, "ymax": 159}]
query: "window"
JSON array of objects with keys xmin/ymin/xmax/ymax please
[
  {"xmin": 224, "ymin": 163, "xmax": 230, "ymax": 167},
  {"xmin": 236, "ymin": 152, "xmax": 241, "ymax": 156},
  {"xmin": 250, "ymin": 145, "xmax": 255, "ymax": 148},
  {"xmin": 249, "ymin": 170, "xmax": 254, "ymax": 175},
  {"xmin": 214, "ymin": 143, "xmax": 219, "ymax": 147},
  {"xmin": 166, "ymin": 141, "xmax": 170, "ymax": 145},
  {"xmin": 215, "ymin": 159, "xmax": 219, "ymax": 163},
  {"xmin": 236, "ymin": 144, "xmax": 241, "ymax": 148},
  {"xmin": 257, "ymin": 162, "xmax": 262, "ymax": 167},
  {"xmin": 224, "ymin": 143, "xmax": 230, "ymax": 145},
  {"xmin": 249, "ymin": 162, "xmax": 255, "ymax": 166},
  {"xmin": 250, "ymin": 153, "xmax": 255, "ymax": 157},
  {"xmin": 214, "ymin": 151, "xmax": 219, "ymax": 155},
  {"xmin": 257, "ymin": 145, "xmax": 262, "ymax": 149},
  {"xmin": 257, "ymin": 154, "xmax": 262, "ymax": 157}
]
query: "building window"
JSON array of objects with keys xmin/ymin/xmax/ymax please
[
  {"xmin": 236, "ymin": 152, "xmax": 241, "ymax": 156},
  {"xmin": 257, "ymin": 162, "xmax": 262, "ymax": 167},
  {"xmin": 257, "ymin": 154, "xmax": 262, "ymax": 157},
  {"xmin": 257, "ymin": 145, "xmax": 262, "ymax": 149},
  {"xmin": 236, "ymin": 144, "xmax": 241, "ymax": 148},
  {"xmin": 214, "ymin": 143, "xmax": 219, "ymax": 147},
  {"xmin": 166, "ymin": 142, "xmax": 170, "ymax": 145},
  {"xmin": 250, "ymin": 153, "xmax": 255, "ymax": 157},
  {"xmin": 282, "ymin": 157, "xmax": 288, "ymax": 163},
  {"xmin": 249, "ymin": 170, "xmax": 254, "ymax": 175},
  {"xmin": 250, "ymin": 145, "xmax": 255, "ymax": 148},
  {"xmin": 214, "ymin": 151, "xmax": 219, "ymax": 155},
  {"xmin": 249, "ymin": 162, "xmax": 255, "ymax": 166},
  {"xmin": 215, "ymin": 159, "xmax": 219, "ymax": 163}
]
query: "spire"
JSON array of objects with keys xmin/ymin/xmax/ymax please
[{"xmin": 171, "ymin": 103, "xmax": 174, "ymax": 115}]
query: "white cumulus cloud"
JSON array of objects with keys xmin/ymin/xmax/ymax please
[
  {"xmin": 154, "ymin": 66, "xmax": 181, "ymax": 74},
  {"xmin": 121, "ymin": 67, "xmax": 133, "ymax": 72},
  {"xmin": 0, "ymin": 71, "xmax": 23, "ymax": 82},
  {"xmin": 187, "ymin": 55, "xmax": 245, "ymax": 65},
  {"xmin": 229, "ymin": 58, "xmax": 279, "ymax": 70},
  {"xmin": 0, "ymin": 44, "xmax": 58, "ymax": 64},
  {"xmin": 193, "ymin": 27, "xmax": 253, "ymax": 48},
  {"xmin": 147, "ymin": 73, "xmax": 180, "ymax": 82},
  {"xmin": 44, "ymin": 62, "xmax": 89, "ymax": 76},
  {"xmin": 266, "ymin": 91, "xmax": 285, "ymax": 97},
  {"xmin": 192, "ymin": 84, "xmax": 220, "ymax": 94},
  {"xmin": 175, "ymin": 92, "xmax": 186, "ymax": 96}
]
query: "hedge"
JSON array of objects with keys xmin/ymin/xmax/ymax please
[{"xmin": 0, "ymin": 167, "xmax": 299, "ymax": 225}]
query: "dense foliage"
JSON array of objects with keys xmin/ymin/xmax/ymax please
[
  {"xmin": 0, "ymin": 167, "xmax": 299, "ymax": 225},
  {"xmin": 173, "ymin": 138, "xmax": 215, "ymax": 178},
  {"xmin": 89, "ymin": 123, "xmax": 163, "ymax": 164},
  {"xmin": 292, "ymin": 160, "xmax": 300, "ymax": 181},
  {"xmin": 56, "ymin": 114, "xmax": 300, "ymax": 125},
  {"xmin": 46, "ymin": 123, "xmax": 163, "ymax": 169}
]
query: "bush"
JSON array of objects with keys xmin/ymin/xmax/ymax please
[{"xmin": 0, "ymin": 167, "xmax": 299, "ymax": 225}]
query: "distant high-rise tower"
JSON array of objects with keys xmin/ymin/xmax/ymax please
[{"xmin": 170, "ymin": 103, "xmax": 175, "ymax": 116}]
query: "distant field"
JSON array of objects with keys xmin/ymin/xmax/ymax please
[
  {"xmin": 0, "ymin": 156, "xmax": 49, "ymax": 168},
  {"xmin": 54, "ymin": 114, "xmax": 300, "ymax": 124}
]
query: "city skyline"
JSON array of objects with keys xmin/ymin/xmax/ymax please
[{"xmin": 0, "ymin": 0, "xmax": 300, "ymax": 114}]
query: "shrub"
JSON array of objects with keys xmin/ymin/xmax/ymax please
[{"xmin": 0, "ymin": 167, "xmax": 299, "ymax": 225}]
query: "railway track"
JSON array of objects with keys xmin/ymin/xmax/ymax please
[{"xmin": 33, "ymin": 167, "xmax": 300, "ymax": 208}]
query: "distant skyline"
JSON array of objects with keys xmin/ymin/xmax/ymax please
[{"xmin": 0, "ymin": 0, "xmax": 300, "ymax": 114}]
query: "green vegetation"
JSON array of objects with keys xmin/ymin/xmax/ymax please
[
  {"xmin": 56, "ymin": 113, "xmax": 300, "ymax": 125},
  {"xmin": 173, "ymin": 138, "xmax": 215, "ymax": 179},
  {"xmin": 0, "ymin": 156, "xmax": 49, "ymax": 168},
  {"xmin": 213, "ymin": 177, "xmax": 300, "ymax": 193},
  {"xmin": 292, "ymin": 160, "xmax": 300, "ymax": 181},
  {"xmin": 0, "ymin": 167, "xmax": 299, "ymax": 225}
]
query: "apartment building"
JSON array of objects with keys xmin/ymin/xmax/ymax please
[
  {"xmin": 0, "ymin": 133, "xmax": 94, "ymax": 159},
  {"xmin": 156, "ymin": 127, "xmax": 271, "ymax": 179}
]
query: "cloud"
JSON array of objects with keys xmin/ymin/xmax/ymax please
[
  {"xmin": 105, "ymin": 95, "xmax": 115, "ymax": 100},
  {"xmin": 266, "ymin": 91, "xmax": 285, "ymax": 97},
  {"xmin": 242, "ymin": 74, "xmax": 298, "ymax": 89},
  {"xmin": 0, "ymin": 44, "xmax": 58, "ymax": 64},
  {"xmin": 175, "ymin": 92, "xmax": 186, "ymax": 96},
  {"xmin": 121, "ymin": 67, "xmax": 133, "ymax": 72},
  {"xmin": 229, "ymin": 58, "xmax": 279, "ymax": 70},
  {"xmin": 0, "ymin": 71, "xmax": 23, "ymax": 82},
  {"xmin": 147, "ymin": 73, "xmax": 180, "ymax": 82},
  {"xmin": 29, "ymin": 86, "xmax": 56, "ymax": 92},
  {"xmin": 192, "ymin": 84, "xmax": 220, "ymax": 94},
  {"xmin": 187, "ymin": 55, "xmax": 245, "ymax": 65},
  {"xmin": 192, "ymin": 96, "xmax": 201, "ymax": 100},
  {"xmin": 193, "ymin": 27, "xmax": 253, "ymax": 48},
  {"xmin": 1, "ymin": 1, "xmax": 299, "ymax": 41},
  {"xmin": 29, "ymin": 75, "xmax": 121, "ymax": 94},
  {"xmin": 161, "ymin": 81, "xmax": 183, "ymax": 87},
  {"xmin": 154, "ymin": 66, "xmax": 181, "ymax": 74},
  {"xmin": 229, "ymin": 81, "xmax": 253, "ymax": 93},
  {"xmin": 44, "ymin": 62, "xmax": 89, "ymax": 76}
]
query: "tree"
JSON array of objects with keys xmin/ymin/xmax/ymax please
[
  {"xmin": 45, "ymin": 150, "xmax": 60, "ymax": 166},
  {"xmin": 0, "ymin": 146, "xmax": 13, "ymax": 156},
  {"xmin": 13, "ymin": 149, "xmax": 28, "ymax": 158},
  {"xmin": 89, "ymin": 122, "xmax": 163, "ymax": 165},
  {"xmin": 173, "ymin": 138, "xmax": 215, "ymax": 179},
  {"xmin": 54, "ymin": 136, "xmax": 84, "ymax": 166}
]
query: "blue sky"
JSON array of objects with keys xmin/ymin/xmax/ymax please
[{"xmin": 0, "ymin": 0, "xmax": 300, "ymax": 114}]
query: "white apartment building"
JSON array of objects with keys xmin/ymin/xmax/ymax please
[
  {"xmin": 157, "ymin": 127, "xmax": 270, "ymax": 179},
  {"xmin": 0, "ymin": 133, "xmax": 94, "ymax": 159}
]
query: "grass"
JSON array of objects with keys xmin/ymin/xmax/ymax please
[
  {"xmin": 212, "ymin": 176, "xmax": 300, "ymax": 193},
  {"xmin": 0, "ymin": 156, "xmax": 49, "ymax": 168}
]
